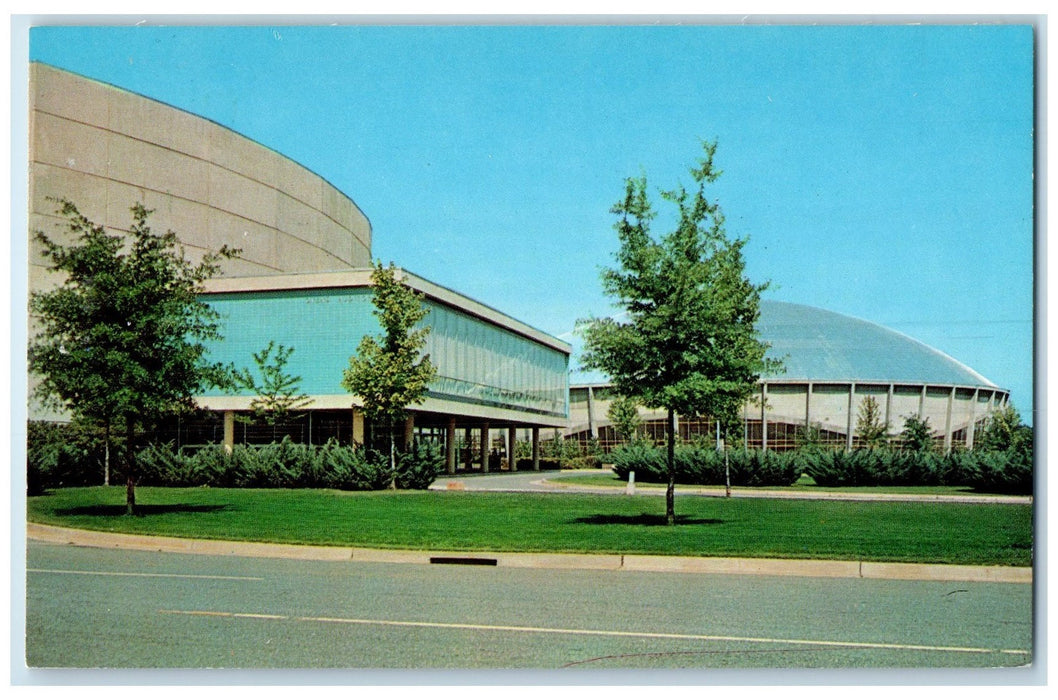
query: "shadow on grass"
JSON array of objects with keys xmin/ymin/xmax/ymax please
[
  {"xmin": 54, "ymin": 504, "xmax": 230, "ymax": 517},
  {"xmin": 571, "ymin": 513, "xmax": 724, "ymax": 526}
]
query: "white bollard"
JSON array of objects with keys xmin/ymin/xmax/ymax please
[{"xmin": 626, "ymin": 470, "xmax": 635, "ymax": 495}]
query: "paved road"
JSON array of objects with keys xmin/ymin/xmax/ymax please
[
  {"xmin": 431, "ymin": 470, "xmax": 1033, "ymax": 504},
  {"xmin": 23, "ymin": 541, "xmax": 1033, "ymax": 675}
]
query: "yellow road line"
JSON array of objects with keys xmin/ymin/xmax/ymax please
[
  {"xmin": 29, "ymin": 568, "xmax": 264, "ymax": 581},
  {"xmin": 158, "ymin": 609, "xmax": 1030, "ymax": 656}
]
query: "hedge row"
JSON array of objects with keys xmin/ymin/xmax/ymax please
[
  {"xmin": 800, "ymin": 448, "xmax": 1032, "ymax": 494},
  {"xmin": 609, "ymin": 442, "xmax": 1033, "ymax": 495},
  {"xmin": 610, "ymin": 442, "xmax": 802, "ymax": 487},
  {"xmin": 29, "ymin": 435, "xmax": 442, "ymax": 494},
  {"xmin": 134, "ymin": 438, "xmax": 442, "ymax": 491}
]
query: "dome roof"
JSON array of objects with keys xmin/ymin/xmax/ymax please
[
  {"xmin": 758, "ymin": 301, "xmax": 997, "ymax": 387},
  {"xmin": 570, "ymin": 301, "xmax": 999, "ymax": 388}
]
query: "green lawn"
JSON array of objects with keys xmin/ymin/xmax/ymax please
[{"xmin": 27, "ymin": 486, "xmax": 1033, "ymax": 566}]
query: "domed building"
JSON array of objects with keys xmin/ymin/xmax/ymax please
[{"xmin": 568, "ymin": 300, "xmax": 1009, "ymax": 452}]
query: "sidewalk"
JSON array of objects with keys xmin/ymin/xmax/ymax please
[{"xmin": 27, "ymin": 522, "xmax": 1033, "ymax": 585}]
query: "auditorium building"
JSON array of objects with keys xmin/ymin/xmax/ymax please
[{"xmin": 28, "ymin": 62, "xmax": 570, "ymax": 473}]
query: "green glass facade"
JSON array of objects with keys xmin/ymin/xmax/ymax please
[{"xmin": 200, "ymin": 287, "xmax": 569, "ymax": 419}]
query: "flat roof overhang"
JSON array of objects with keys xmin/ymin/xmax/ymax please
[
  {"xmin": 202, "ymin": 268, "xmax": 572, "ymax": 355},
  {"xmin": 195, "ymin": 394, "xmax": 569, "ymax": 429}
]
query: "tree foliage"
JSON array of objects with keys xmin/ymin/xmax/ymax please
[
  {"xmin": 28, "ymin": 199, "xmax": 236, "ymax": 511},
  {"xmin": 900, "ymin": 415, "xmax": 935, "ymax": 452},
  {"xmin": 976, "ymin": 404, "xmax": 1033, "ymax": 456},
  {"xmin": 235, "ymin": 341, "xmax": 312, "ymax": 425},
  {"xmin": 855, "ymin": 395, "xmax": 890, "ymax": 449},
  {"xmin": 606, "ymin": 395, "xmax": 643, "ymax": 443},
  {"xmin": 579, "ymin": 141, "xmax": 779, "ymax": 523},
  {"xmin": 341, "ymin": 262, "xmax": 436, "ymax": 471}
]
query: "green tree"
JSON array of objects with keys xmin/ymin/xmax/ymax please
[
  {"xmin": 794, "ymin": 422, "xmax": 825, "ymax": 450},
  {"xmin": 235, "ymin": 341, "xmax": 312, "ymax": 432},
  {"xmin": 900, "ymin": 415, "xmax": 935, "ymax": 452},
  {"xmin": 341, "ymin": 262, "xmax": 437, "ymax": 478},
  {"xmin": 580, "ymin": 141, "xmax": 779, "ymax": 524},
  {"xmin": 28, "ymin": 199, "xmax": 236, "ymax": 513},
  {"xmin": 855, "ymin": 395, "xmax": 890, "ymax": 449},
  {"xmin": 606, "ymin": 395, "xmax": 642, "ymax": 444},
  {"xmin": 976, "ymin": 404, "xmax": 1033, "ymax": 455}
]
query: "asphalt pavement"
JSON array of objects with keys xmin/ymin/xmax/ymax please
[{"xmin": 22, "ymin": 540, "xmax": 1035, "ymax": 673}]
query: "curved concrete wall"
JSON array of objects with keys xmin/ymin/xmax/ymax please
[
  {"xmin": 569, "ymin": 380, "xmax": 1010, "ymax": 452},
  {"xmin": 28, "ymin": 63, "xmax": 371, "ymax": 293}
]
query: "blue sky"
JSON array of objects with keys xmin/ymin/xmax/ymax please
[{"xmin": 25, "ymin": 23, "xmax": 1036, "ymax": 419}]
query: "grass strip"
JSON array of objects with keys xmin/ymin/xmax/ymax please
[
  {"xmin": 550, "ymin": 472, "xmax": 1021, "ymax": 496},
  {"xmin": 27, "ymin": 486, "xmax": 1033, "ymax": 567}
]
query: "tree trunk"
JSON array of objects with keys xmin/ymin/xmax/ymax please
[
  {"xmin": 724, "ymin": 445, "xmax": 731, "ymax": 498},
  {"xmin": 389, "ymin": 422, "xmax": 397, "ymax": 490},
  {"xmin": 103, "ymin": 420, "xmax": 110, "ymax": 487},
  {"xmin": 125, "ymin": 416, "xmax": 136, "ymax": 516},
  {"xmin": 666, "ymin": 407, "xmax": 676, "ymax": 525}
]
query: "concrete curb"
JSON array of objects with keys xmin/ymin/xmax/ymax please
[{"xmin": 27, "ymin": 523, "xmax": 1032, "ymax": 584}]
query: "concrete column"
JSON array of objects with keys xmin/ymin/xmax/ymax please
[
  {"xmin": 885, "ymin": 384, "xmax": 894, "ymax": 438},
  {"xmin": 446, "ymin": 418, "xmax": 457, "ymax": 475},
  {"xmin": 532, "ymin": 427, "xmax": 540, "ymax": 471},
  {"xmin": 743, "ymin": 397, "xmax": 750, "ymax": 446},
  {"xmin": 943, "ymin": 386, "xmax": 955, "ymax": 454},
  {"xmin": 404, "ymin": 414, "xmax": 415, "ymax": 451},
  {"xmin": 846, "ymin": 383, "xmax": 857, "ymax": 452},
  {"xmin": 760, "ymin": 383, "xmax": 768, "ymax": 452},
  {"xmin": 464, "ymin": 427, "xmax": 473, "ymax": 471},
  {"xmin": 508, "ymin": 425, "xmax": 518, "ymax": 471},
  {"xmin": 919, "ymin": 385, "xmax": 927, "ymax": 420},
  {"xmin": 805, "ymin": 383, "xmax": 813, "ymax": 430},
  {"xmin": 587, "ymin": 387, "xmax": 598, "ymax": 439},
  {"xmin": 352, "ymin": 409, "xmax": 365, "ymax": 448},
  {"xmin": 223, "ymin": 411, "xmax": 235, "ymax": 454},
  {"xmin": 967, "ymin": 389, "xmax": 979, "ymax": 450},
  {"xmin": 481, "ymin": 422, "xmax": 490, "ymax": 473}
]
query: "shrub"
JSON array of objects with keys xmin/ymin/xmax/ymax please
[
  {"xmin": 227, "ymin": 444, "xmax": 267, "ymax": 488},
  {"xmin": 963, "ymin": 450, "xmax": 1033, "ymax": 495},
  {"xmin": 728, "ymin": 449, "xmax": 802, "ymax": 487},
  {"xmin": 396, "ymin": 442, "xmax": 442, "ymax": 490},
  {"xmin": 27, "ymin": 420, "xmax": 103, "ymax": 493},
  {"xmin": 254, "ymin": 437, "xmax": 315, "ymax": 488},
  {"xmin": 317, "ymin": 440, "xmax": 392, "ymax": 490},
  {"xmin": 563, "ymin": 455, "xmax": 601, "ymax": 470},
  {"xmin": 610, "ymin": 442, "xmax": 667, "ymax": 482},
  {"xmin": 673, "ymin": 444, "xmax": 721, "ymax": 484},
  {"xmin": 188, "ymin": 445, "xmax": 235, "ymax": 486},
  {"xmin": 799, "ymin": 449, "xmax": 878, "ymax": 487},
  {"xmin": 136, "ymin": 442, "xmax": 195, "ymax": 486}
]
